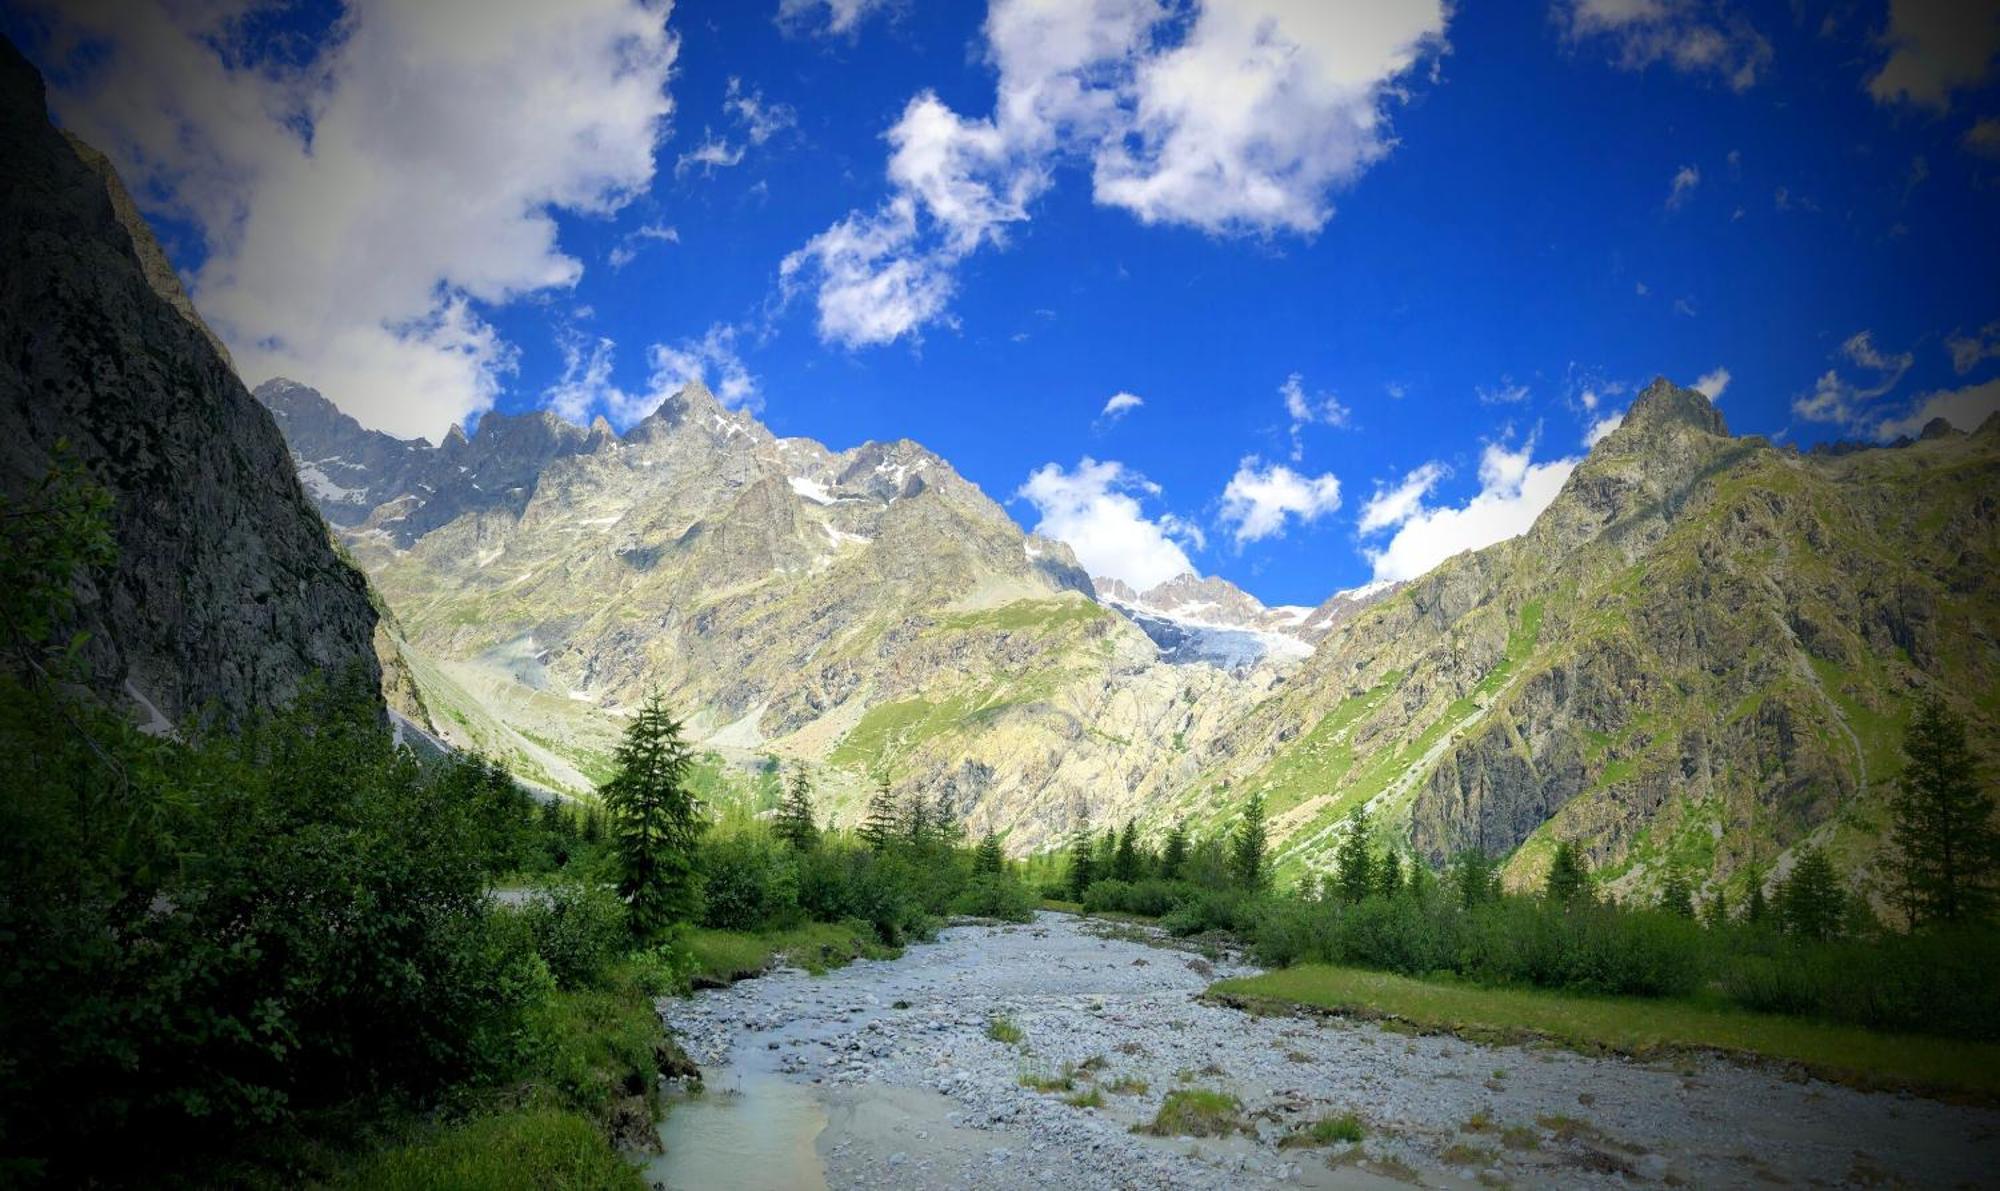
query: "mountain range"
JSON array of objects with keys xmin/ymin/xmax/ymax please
[{"xmin": 260, "ymin": 367, "xmax": 1998, "ymax": 904}]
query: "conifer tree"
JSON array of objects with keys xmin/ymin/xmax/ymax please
[
  {"xmin": 1377, "ymin": 848, "xmax": 1404, "ymax": 897},
  {"xmin": 1889, "ymin": 696, "xmax": 1996, "ymax": 928},
  {"xmin": 1113, "ymin": 819, "xmax": 1142, "ymax": 882},
  {"xmin": 1545, "ymin": 840, "xmax": 1591, "ymax": 906},
  {"xmin": 1231, "ymin": 793, "xmax": 1269, "ymax": 891},
  {"xmin": 1745, "ymin": 878, "xmax": 1769, "ymax": 925},
  {"xmin": 1452, "ymin": 849, "xmax": 1498, "ymax": 910},
  {"xmin": 1701, "ymin": 887, "xmax": 1729, "ymax": 929},
  {"xmin": 1335, "ymin": 805, "xmax": 1375, "ymax": 902},
  {"xmin": 1777, "ymin": 848, "xmax": 1845, "ymax": 941},
  {"xmin": 903, "ymin": 786, "xmax": 933, "ymax": 848},
  {"xmin": 601, "ymin": 692, "xmax": 706, "ymax": 937},
  {"xmin": 774, "ymin": 764, "xmax": 818, "ymax": 852},
  {"xmin": 860, "ymin": 777, "xmax": 900, "ymax": 853},
  {"xmin": 1161, "ymin": 820, "xmax": 1189, "ymax": 880},
  {"xmin": 931, "ymin": 789, "xmax": 964, "ymax": 851},
  {"xmin": 1657, "ymin": 869, "xmax": 1696, "ymax": 918},
  {"xmin": 1066, "ymin": 819, "xmax": 1096, "ymax": 902},
  {"xmin": 975, "ymin": 830, "xmax": 1005, "ymax": 874}
]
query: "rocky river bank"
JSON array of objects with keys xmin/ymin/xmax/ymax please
[{"xmin": 649, "ymin": 913, "xmax": 1998, "ymax": 1189}]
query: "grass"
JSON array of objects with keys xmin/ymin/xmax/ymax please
[
  {"xmin": 1018, "ymin": 1061, "xmax": 1077, "ymax": 1093},
  {"xmin": 1063, "ymin": 1087, "xmax": 1105, "ymax": 1109},
  {"xmin": 1105, "ymin": 1075, "xmax": 1149, "ymax": 1096},
  {"xmin": 684, "ymin": 920, "xmax": 896, "ymax": 985},
  {"xmin": 1210, "ymin": 964, "xmax": 2000, "ymax": 1099},
  {"xmin": 326, "ymin": 1108, "xmax": 640, "ymax": 1190},
  {"xmin": 986, "ymin": 1015, "xmax": 1024, "ymax": 1045},
  {"xmin": 1136, "ymin": 1089, "xmax": 1246, "ymax": 1138},
  {"xmin": 1278, "ymin": 1112, "xmax": 1365, "ymax": 1148}
]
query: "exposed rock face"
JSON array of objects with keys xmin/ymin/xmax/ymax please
[{"xmin": 0, "ymin": 40, "xmax": 379, "ymax": 726}]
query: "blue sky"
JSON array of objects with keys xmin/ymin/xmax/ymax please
[{"xmin": 10, "ymin": 0, "xmax": 1999, "ymax": 605}]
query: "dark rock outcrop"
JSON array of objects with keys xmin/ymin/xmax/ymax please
[{"xmin": 0, "ymin": 38, "xmax": 379, "ymax": 726}]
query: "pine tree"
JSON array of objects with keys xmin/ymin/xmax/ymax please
[
  {"xmin": 601, "ymin": 692, "xmax": 706, "ymax": 937},
  {"xmin": 1065, "ymin": 820, "xmax": 1096, "ymax": 902},
  {"xmin": 975, "ymin": 830, "xmax": 1005, "ymax": 874},
  {"xmin": 774, "ymin": 764, "xmax": 818, "ymax": 852},
  {"xmin": 1701, "ymin": 888, "xmax": 1729, "ymax": 929},
  {"xmin": 1451, "ymin": 849, "xmax": 1498, "ymax": 910},
  {"xmin": 1377, "ymin": 848, "xmax": 1404, "ymax": 897},
  {"xmin": 1161, "ymin": 820, "xmax": 1189, "ymax": 880},
  {"xmin": 1335, "ymin": 806, "xmax": 1375, "ymax": 902},
  {"xmin": 1889, "ymin": 696, "xmax": 1997, "ymax": 929},
  {"xmin": 903, "ymin": 787, "xmax": 933, "ymax": 848},
  {"xmin": 1745, "ymin": 878, "xmax": 1769, "ymax": 925},
  {"xmin": 1657, "ymin": 869, "xmax": 1695, "ymax": 918},
  {"xmin": 931, "ymin": 789, "xmax": 964, "ymax": 851},
  {"xmin": 1231, "ymin": 793, "xmax": 1269, "ymax": 891},
  {"xmin": 1777, "ymin": 848, "xmax": 1845, "ymax": 942},
  {"xmin": 1545, "ymin": 840, "xmax": 1591, "ymax": 907},
  {"xmin": 1113, "ymin": 819, "xmax": 1142, "ymax": 882},
  {"xmin": 860, "ymin": 776, "xmax": 900, "ymax": 853}
]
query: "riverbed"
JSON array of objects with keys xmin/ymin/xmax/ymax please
[{"xmin": 646, "ymin": 913, "xmax": 1998, "ymax": 1189}]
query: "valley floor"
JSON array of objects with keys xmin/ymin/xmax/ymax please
[{"xmin": 650, "ymin": 912, "xmax": 1998, "ymax": 1189}]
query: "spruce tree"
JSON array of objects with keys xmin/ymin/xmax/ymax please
[
  {"xmin": 1065, "ymin": 820, "xmax": 1097, "ymax": 902},
  {"xmin": 1657, "ymin": 868, "xmax": 1695, "ymax": 918},
  {"xmin": 1113, "ymin": 819, "xmax": 1142, "ymax": 882},
  {"xmin": 903, "ymin": 787, "xmax": 934, "ymax": 848},
  {"xmin": 1777, "ymin": 848, "xmax": 1845, "ymax": 942},
  {"xmin": 931, "ymin": 789, "xmax": 965, "ymax": 851},
  {"xmin": 1377, "ymin": 848, "xmax": 1404, "ymax": 897},
  {"xmin": 1335, "ymin": 806, "xmax": 1375, "ymax": 902},
  {"xmin": 1231, "ymin": 793, "xmax": 1269, "ymax": 891},
  {"xmin": 1452, "ymin": 849, "xmax": 1498, "ymax": 910},
  {"xmin": 1545, "ymin": 840, "xmax": 1591, "ymax": 906},
  {"xmin": 601, "ymin": 692, "xmax": 706, "ymax": 937},
  {"xmin": 975, "ymin": 830, "xmax": 1005, "ymax": 874},
  {"xmin": 860, "ymin": 777, "xmax": 900, "ymax": 853},
  {"xmin": 1745, "ymin": 878, "xmax": 1769, "ymax": 925},
  {"xmin": 774, "ymin": 764, "xmax": 818, "ymax": 851},
  {"xmin": 1889, "ymin": 696, "xmax": 1997, "ymax": 928},
  {"xmin": 1701, "ymin": 888, "xmax": 1729, "ymax": 929},
  {"xmin": 1161, "ymin": 820, "xmax": 1189, "ymax": 880}
]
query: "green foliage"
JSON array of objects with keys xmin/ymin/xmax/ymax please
[
  {"xmin": 1082, "ymin": 878, "xmax": 1190, "ymax": 918},
  {"xmin": 1376, "ymin": 848, "xmax": 1405, "ymax": 898},
  {"xmin": 1281, "ymin": 1112, "xmax": 1364, "ymax": 1147},
  {"xmin": 1139, "ymin": 1089, "xmax": 1246, "ymax": 1138},
  {"xmin": 1065, "ymin": 819, "xmax": 1097, "ymax": 903},
  {"xmin": 1890, "ymin": 696, "xmax": 1997, "ymax": 928},
  {"xmin": 698, "ymin": 832, "xmax": 802, "ymax": 932},
  {"xmin": 859, "ymin": 777, "xmax": 900, "ymax": 853},
  {"xmin": 1544, "ymin": 840, "xmax": 1592, "ymax": 907},
  {"xmin": 1161, "ymin": 820, "xmax": 1189, "ymax": 879},
  {"xmin": 600, "ymin": 693, "xmax": 705, "ymax": 937},
  {"xmin": 1231, "ymin": 793, "xmax": 1269, "ymax": 891},
  {"xmin": 951, "ymin": 872, "xmax": 1037, "ymax": 921},
  {"xmin": 974, "ymin": 830, "xmax": 1006, "ymax": 874},
  {"xmin": 986, "ymin": 1015, "xmax": 1024, "ymax": 1045},
  {"xmin": 502, "ymin": 880, "xmax": 630, "ymax": 991},
  {"xmin": 1657, "ymin": 868, "xmax": 1696, "ymax": 918},
  {"xmin": 328, "ymin": 1108, "xmax": 642, "ymax": 1190},
  {"xmin": 1334, "ymin": 806, "xmax": 1374, "ymax": 903},
  {"xmin": 1777, "ymin": 848, "xmax": 1846, "ymax": 942},
  {"xmin": 1112, "ymin": 818, "xmax": 1143, "ymax": 882},
  {"xmin": 773, "ymin": 764, "xmax": 819, "ymax": 852},
  {"xmin": 1451, "ymin": 849, "xmax": 1500, "ymax": 910}
]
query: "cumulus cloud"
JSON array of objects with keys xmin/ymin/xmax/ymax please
[
  {"xmin": 1218, "ymin": 457, "xmax": 1342, "ymax": 546},
  {"xmin": 1583, "ymin": 412, "xmax": 1625, "ymax": 447},
  {"xmin": 1693, "ymin": 366, "xmax": 1731, "ymax": 400},
  {"xmin": 1873, "ymin": 378, "xmax": 2000, "ymax": 441},
  {"xmin": 1947, "ymin": 320, "xmax": 2000, "ymax": 374},
  {"xmin": 1867, "ymin": 0, "xmax": 2000, "ymax": 111},
  {"xmin": 778, "ymin": 0, "xmax": 894, "ymax": 37},
  {"xmin": 1793, "ymin": 331, "xmax": 1913, "ymax": 431},
  {"xmin": 1555, "ymin": 0, "xmax": 1773, "ymax": 91},
  {"xmin": 32, "ymin": 0, "xmax": 679, "ymax": 444},
  {"xmin": 1098, "ymin": 391, "xmax": 1145, "ymax": 425},
  {"xmin": 784, "ymin": 0, "xmax": 1447, "ymax": 347},
  {"xmin": 1015, "ymin": 458, "xmax": 1200, "ymax": 590},
  {"xmin": 543, "ymin": 324, "xmax": 758, "ymax": 427},
  {"xmin": 1666, "ymin": 163, "xmax": 1700, "ymax": 209},
  {"xmin": 1359, "ymin": 437, "xmax": 1578, "ymax": 583},
  {"xmin": 1281, "ymin": 373, "xmax": 1351, "ymax": 460}
]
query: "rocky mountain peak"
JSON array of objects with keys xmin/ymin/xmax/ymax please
[{"xmin": 1618, "ymin": 377, "xmax": 1728, "ymax": 439}]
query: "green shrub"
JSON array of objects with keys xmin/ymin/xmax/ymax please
[
  {"xmin": 329, "ymin": 1108, "xmax": 641, "ymax": 1190},
  {"xmin": 699, "ymin": 832, "xmax": 800, "ymax": 931},
  {"xmin": 1083, "ymin": 877, "xmax": 1190, "ymax": 917},
  {"xmin": 503, "ymin": 880, "xmax": 629, "ymax": 991},
  {"xmin": 952, "ymin": 872, "xmax": 1037, "ymax": 921},
  {"xmin": 1162, "ymin": 887, "xmax": 1265, "ymax": 937}
]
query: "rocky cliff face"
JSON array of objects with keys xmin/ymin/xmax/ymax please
[
  {"xmin": 0, "ymin": 40, "xmax": 380, "ymax": 727},
  {"xmin": 1177, "ymin": 380, "xmax": 1997, "ymax": 903}
]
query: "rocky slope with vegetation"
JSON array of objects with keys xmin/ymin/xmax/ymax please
[{"xmin": 0, "ymin": 42, "xmax": 378, "ymax": 726}]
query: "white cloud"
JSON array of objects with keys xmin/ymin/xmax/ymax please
[
  {"xmin": 778, "ymin": 0, "xmax": 893, "ymax": 37},
  {"xmin": 1218, "ymin": 457, "xmax": 1342, "ymax": 546},
  {"xmin": 784, "ymin": 0, "xmax": 1448, "ymax": 347},
  {"xmin": 1555, "ymin": 0, "xmax": 1772, "ymax": 92},
  {"xmin": 1281, "ymin": 372, "xmax": 1351, "ymax": 460},
  {"xmin": 1666, "ymin": 163, "xmax": 1700, "ymax": 209},
  {"xmin": 542, "ymin": 324, "xmax": 758, "ymax": 427},
  {"xmin": 1357, "ymin": 461, "xmax": 1445, "ymax": 534},
  {"xmin": 1693, "ymin": 366, "xmax": 1731, "ymax": 400},
  {"xmin": 1673, "ymin": 296, "xmax": 1698, "ymax": 317},
  {"xmin": 1099, "ymin": 391, "xmax": 1145, "ymax": 422},
  {"xmin": 1583, "ymin": 412, "xmax": 1624, "ymax": 447},
  {"xmin": 1867, "ymin": 0, "xmax": 2000, "ymax": 111},
  {"xmin": 1966, "ymin": 118, "xmax": 2000, "ymax": 158},
  {"xmin": 1359, "ymin": 437, "xmax": 1578, "ymax": 583},
  {"xmin": 608, "ymin": 222, "xmax": 680, "ymax": 269},
  {"xmin": 1873, "ymin": 378, "xmax": 2000, "ymax": 441},
  {"xmin": 1946, "ymin": 320, "xmax": 2000, "ymax": 374},
  {"xmin": 34, "ymin": 0, "xmax": 678, "ymax": 444},
  {"xmin": 1016, "ymin": 458, "xmax": 1199, "ymax": 590},
  {"xmin": 1477, "ymin": 379, "xmax": 1531, "ymax": 405},
  {"xmin": 725, "ymin": 77, "xmax": 797, "ymax": 144},
  {"xmin": 1793, "ymin": 331, "xmax": 1913, "ymax": 430},
  {"xmin": 677, "ymin": 131, "xmax": 746, "ymax": 177}
]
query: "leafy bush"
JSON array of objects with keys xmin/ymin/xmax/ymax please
[
  {"xmin": 329, "ymin": 1108, "xmax": 641, "ymax": 1191},
  {"xmin": 1162, "ymin": 886, "xmax": 1265, "ymax": 937},
  {"xmin": 952, "ymin": 872, "xmax": 1037, "ymax": 921},
  {"xmin": 504, "ymin": 880, "xmax": 630, "ymax": 991},
  {"xmin": 1082, "ymin": 878, "xmax": 1189, "ymax": 918},
  {"xmin": 698, "ymin": 832, "xmax": 800, "ymax": 931}
]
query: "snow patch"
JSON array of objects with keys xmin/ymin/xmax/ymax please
[{"xmin": 789, "ymin": 475, "xmax": 835, "ymax": 504}]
